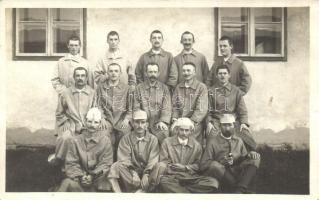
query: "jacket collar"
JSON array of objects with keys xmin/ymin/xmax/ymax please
[
  {"xmin": 179, "ymin": 78, "xmax": 199, "ymax": 90},
  {"xmin": 130, "ymin": 131, "xmax": 152, "ymax": 144},
  {"xmin": 148, "ymin": 48, "xmax": 165, "ymax": 57},
  {"xmin": 172, "ymin": 135, "xmax": 194, "ymax": 148},
  {"xmin": 70, "ymin": 85, "xmax": 90, "ymax": 95}
]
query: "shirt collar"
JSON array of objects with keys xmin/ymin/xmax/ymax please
[
  {"xmin": 216, "ymin": 82, "xmax": 232, "ymax": 91},
  {"xmin": 172, "ymin": 135, "xmax": 194, "ymax": 148},
  {"xmin": 130, "ymin": 131, "xmax": 151, "ymax": 144},
  {"xmin": 71, "ymin": 85, "xmax": 90, "ymax": 95},
  {"xmin": 224, "ymin": 54, "xmax": 236, "ymax": 64},
  {"xmin": 103, "ymin": 80, "xmax": 124, "ymax": 90},
  {"xmin": 144, "ymin": 80, "xmax": 159, "ymax": 89},
  {"xmin": 148, "ymin": 48, "xmax": 165, "ymax": 57},
  {"xmin": 82, "ymin": 130, "xmax": 101, "ymax": 143},
  {"xmin": 182, "ymin": 49, "xmax": 197, "ymax": 57},
  {"xmin": 179, "ymin": 78, "xmax": 199, "ymax": 90},
  {"xmin": 106, "ymin": 49, "xmax": 123, "ymax": 59}
]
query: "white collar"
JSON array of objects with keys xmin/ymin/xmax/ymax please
[
  {"xmin": 178, "ymin": 137, "xmax": 188, "ymax": 146},
  {"xmin": 220, "ymin": 133, "xmax": 232, "ymax": 140}
]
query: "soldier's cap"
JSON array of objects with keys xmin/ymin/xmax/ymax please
[
  {"xmin": 172, "ymin": 117, "xmax": 194, "ymax": 130},
  {"xmin": 220, "ymin": 114, "xmax": 235, "ymax": 124},
  {"xmin": 86, "ymin": 107, "xmax": 102, "ymax": 121},
  {"xmin": 133, "ymin": 110, "xmax": 148, "ymax": 120}
]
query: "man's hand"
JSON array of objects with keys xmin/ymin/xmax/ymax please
[
  {"xmin": 240, "ymin": 124, "xmax": 251, "ymax": 133},
  {"xmin": 248, "ymin": 151, "xmax": 260, "ymax": 160},
  {"xmin": 100, "ymin": 118, "xmax": 110, "ymax": 130},
  {"xmin": 140, "ymin": 174, "xmax": 149, "ymax": 190},
  {"xmin": 170, "ymin": 163, "xmax": 186, "ymax": 172},
  {"xmin": 81, "ymin": 175, "xmax": 93, "ymax": 187},
  {"xmin": 121, "ymin": 118, "xmax": 130, "ymax": 129},
  {"xmin": 156, "ymin": 122, "xmax": 168, "ymax": 131},
  {"xmin": 131, "ymin": 171, "xmax": 141, "ymax": 186},
  {"xmin": 61, "ymin": 120, "xmax": 70, "ymax": 132},
  {"xmin": 206, "ymin": 122, "xmax": 217, "ymax": 136},
  {"xmin": 220, "ymin": 155, "xmax": 234, "ymax": 166}
]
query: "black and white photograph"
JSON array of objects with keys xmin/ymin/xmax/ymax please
[{"xmin": 1, "ymin": 0, "xmax": 318, "ymax": 199}]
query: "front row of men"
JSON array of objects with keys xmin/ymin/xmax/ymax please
[{"xmin": 56, "ymin": 109, "xmax": 260, "ymax": 193}]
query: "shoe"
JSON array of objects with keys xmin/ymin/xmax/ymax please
[{"xmin": 135, "ymin": 189, "xmax": 146, "ymax": 193}]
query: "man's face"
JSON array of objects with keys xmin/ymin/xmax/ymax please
[
  {"xmin": 182, "ymin": 64, "xmax": 196, "ymax": 81},
  {"xmin": 178, "ymin": 125, "xmax": 192, "ymax": 140},
  {"xmin": 108, "ymin": 64, "xmax": 121, "ymax": 81},
  {"xmin": 181, "ymin": 33, "xmax": 194, "ymax": 51},
  {"xmin": 107, "ymin": 35, "xmax": 120, "ymax": 50},
  {"xmin": 146, "ymin": 65, "xmax": 159, "ymax": 82},
  {"xmin": 74, "ymin": 69, "xmax": 88, "ymax": 87},
  {"xmin": 219, "ymin": 40, "xmax": 232, "ymax": 57},
  {"xmin": 133, "ymin": 119, "xmax": 148, "ymax": 135},
  {"xmin": 150, "ymin": 33, "xmax": 163, "ymax": 49},
  {"xmin": 216, "ymin": 68, "xmax": 230, "ymax": 85},
  {"xmin": 221, "ymin": 123, "xmax": 235, "ymax": 138},
  {"xmin": 86, "ymin": 117, "xmax": 101, "ymax": 133},
  {"xmin": 68, "ymin": 40, "xmax": 81, "ymax": 55}
]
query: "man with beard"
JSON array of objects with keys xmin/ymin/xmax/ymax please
[
  {"xmin": 135, "ymin": 30, "xmax": 178, "ymax": 92},
  {"xmin": 52, "ymin": 35, "xmax": 94, "ymax": 94},
  {"xmin": 96, "ymin": 63, "xmax": 132, "ymax": 159},
  {"xmin": 108, "ymin": 110, "xmax": 159, "ymax": 192},
  {"xmin": 200, "ymin": 114, "xmax": 260, "ymax": 193},
  {"xmin": 49, "ymin": 67, "xmax": 98, "ymax": 166},
  {"xmin": 206, "ymin": 36, "xmax": 252, "ymax": 94},
  {"xmin": 57, "ymin": 108, "xmax": 113, "ymax": 192},
  {"xmin": 174, "ymin": 31, "xmax": 209, "ymax": 84},
  {"xmin": 95, "ymin": 31, "xmax": 135, "ymax": 86},
  {"xmin": 172, "ymin": 62, "xmax": 208, "ymax": 145},
  {"xmin": 150, "ymin": 118, "xmax": 218, "ymax": 193},
  {"xmin": 206, "ymin": 65, "xmax": 256, "ymax": 151},
  {"xmin": 134, "ymin": 63, "xmax": 171, "ymax": 144}
]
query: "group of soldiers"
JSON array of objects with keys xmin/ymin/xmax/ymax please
[{"xmin": 48, "ymin": 30, "xmax": 261, "ymax": 193}]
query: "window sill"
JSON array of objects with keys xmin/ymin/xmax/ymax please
[{"xmin": 237, "ymin": 56, "xmax": 287, "ymax": 62}]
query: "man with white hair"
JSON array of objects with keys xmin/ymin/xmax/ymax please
[
  {"xmin": 201, "ymin": 114, "xmax": 260, "ymax": 193},
  {"xmin": 108, "ymin": 110, "xmax": 159, "ymax": 192},
  {"xmin": 150, "ymin": 117, "xmax": 218, "ymax": 193},
  {"xmin": 57, "ymin": 108, "xmax": 113, "ymax": 192}
]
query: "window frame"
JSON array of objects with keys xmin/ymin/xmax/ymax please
[
  {"xmin": 13, "ymin": 8, "xmax": 87, "ymax": 61},
  {"xmin": 215, "ymin": 7, "xmax": 287, "ymax": 62}
]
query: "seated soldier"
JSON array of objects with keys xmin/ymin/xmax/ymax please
[
  {"xmin": 150, "ymin": 118, "xmax": 218, "ymax": 193},
  {"xmin": 108, "ymin": 110, "xmax": 159, "ymax": 193},
  {"xmin": 57, "ymin": 108, "xmax": 113, "ymax": 192},
  {"xmin": 206, "ymin": 64, "xmax": 257, "ymax": 151},
  {"xmin": 201, "ymin": 114, "xmax": 260, "ymax": 193}
]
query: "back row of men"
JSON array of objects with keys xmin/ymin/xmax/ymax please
[{"xmin": 49, "ymin": 30, "xmax": 259, "ymax": 193}]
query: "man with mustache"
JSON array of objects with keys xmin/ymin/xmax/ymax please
[
  {"xmin": 206, "ymin": 36, "xmax": 252, "ymax": 95},
  {"xmin": 174, "ymin": 31, "xmax": 209, "ymax": 84},
  {"xmin": 201, "ymin": 114, "xmax": 260, "ymax": 193},
  {"xmin": 206, "ymin": 65, "xmax": 257, "ymax": 151},
  {"xmin": 49, "ymin": 67, "xmax": 99, "ymax": 166},
  {"xmin": 135, "ymin": 30, "xmax": 178, "ymax": 92},
  {"xmin": 52, "ymin": 35, "xmax": 94, "ymax": 94},
  {"xmin": 96, "ymin": 63, "xmax": 133, "ymax": 159},
  {"xmin": 57, "ymin": 108, "xmax": 113, "ymax": 192},
  {"xmin": 150, "ymin": 118, "xmax": 218, "ymax": 193},
  {"xmin": 95, "ymin": 31, "xmax": 136, "ymax": 87},
  {"xmin": 133, "ymin": 63, "xmax": 171, "ymax": 144},
  {"xmin": 108, "ymin": 110, "xmax": 159, "ymax": 192},
  {"xmin": 172, "ymin": 62, "xmax": 208, "ymax": 145}
]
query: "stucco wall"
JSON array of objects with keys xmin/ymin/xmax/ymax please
[{"xmin": 5, "ymin": 8, "xmax": 309, "ymax": 133}]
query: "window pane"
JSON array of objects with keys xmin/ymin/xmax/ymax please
[
  {"xmin": 220, "ymin": 8, "xmax": 248, "ymax": 22},
  {"xmin": 221, "ymin": 24, "xmax": 248, "ymax": 54},
  {"xmin": 53, "ymin": 25, "xmax": 80, "ymax": 53},
  {"xmin": 19, "ymin": 23, "xmax": 46, "ymax": 53},
  {"xmin": 52, "ymin": 8, "xmax": 81, "ymax": 22},
  {"xmin": 19, "ymin": 8, "xmax": 47, "ymax": 21},
  {"xmin": 255, "ymin": 8, "xmax": 282, "ymax": 23},
  {"xmin": 255, "ymin": 24, "xmax": 282, "ymax": 54}
]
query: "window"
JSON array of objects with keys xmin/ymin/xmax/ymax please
[
  {"xmin": 217, "ymin": 8, "xmax": 287, "ymax": 61},
  {"xmin": 15, "ymin": 8, "xmax": 85, "ymax": 59}
]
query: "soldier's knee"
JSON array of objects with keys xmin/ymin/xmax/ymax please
[{"xmin": 207, "ymin": 161, "xmax": 225, "ymax": 179}]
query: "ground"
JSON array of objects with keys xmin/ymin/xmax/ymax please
[{"xmin": 5, "ymin": 127, "xmax": 309, "ymax": 193}]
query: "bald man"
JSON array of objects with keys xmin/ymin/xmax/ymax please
[{"xmin": 57, "ymin": 108, "xmax": 113, "ymax": 192}]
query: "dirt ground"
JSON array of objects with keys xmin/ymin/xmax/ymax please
[{"xmin": 5, "ymin": 145, "xmax": 309, "ymax": 194}]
